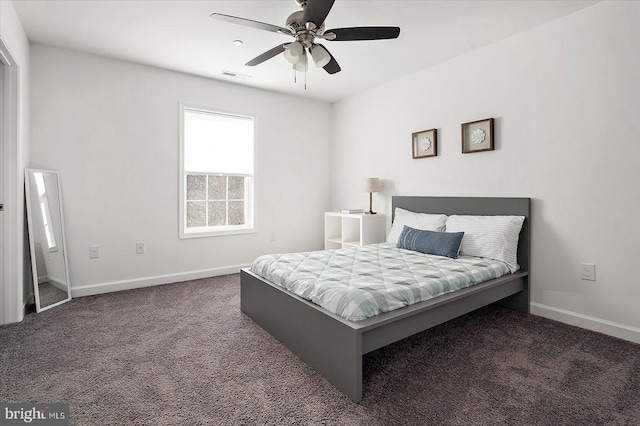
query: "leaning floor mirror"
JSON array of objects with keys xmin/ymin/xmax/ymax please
[{"xmin": 25, "ymin": 169, "xmax": 71, "ymax": 312}]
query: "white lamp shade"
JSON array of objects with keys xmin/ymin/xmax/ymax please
[
  {"xmin": 364, "ymin": 178, "xmax": 381, "ymax": 193},
  {"xmin": 293, "ymin": 50, "xmax": 308, "ymax": 72},
  {"xmin": 310, "ymin": 44, "xmax": 331, "ymax": 68},
  {"xmin": 284, "ymin": 41, "xmax": 303, "ymax": 64}
]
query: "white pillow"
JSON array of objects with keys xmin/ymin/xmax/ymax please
[
  {"xmin": 387, "ymin": 208, "xmax": 447, "ymax": 244},
  {"xmin": 445, "ymin": 215, "xmax": 525, "ymax": 273}
]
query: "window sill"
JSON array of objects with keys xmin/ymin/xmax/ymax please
[{"xmin": 179, "ymin": 227, "xmax": 257, "ymax": 239}]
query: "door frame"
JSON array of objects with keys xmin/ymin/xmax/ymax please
[{"xmin": 0, "ymin": 36, "xmax": 23, "ymax": 325}]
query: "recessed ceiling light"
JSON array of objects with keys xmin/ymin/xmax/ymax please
[
  {"xmin": 233, "ymin": 40, "xmax": 243, "ymax": 46},
  {"xmin": 222, "ymin": 70, "xmax": 252, "ymax": 80}
]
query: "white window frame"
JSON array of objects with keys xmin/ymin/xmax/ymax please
[
  {"xmin": 33, "ymin": 172, "xmax": 58, "ymax": 253},
  {"xmin": 179, "ymin": 103, "xmax": 256, "ymax": 239}
]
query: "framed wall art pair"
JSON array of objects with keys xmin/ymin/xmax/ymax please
[{"xmin": 411, "ymin": 117, "xmax": 494, "ymax": 159}]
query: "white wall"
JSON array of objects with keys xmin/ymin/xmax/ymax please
[
  {"xmin": 0, "ymin": 0, "xmax": 30, "ymax": 324},
  {"xmin": 331, "ymin": 1, "xmax": 640, "ymax": 341},
  {"xmin": 29, "ymin": 44, "xmax": 332, "ymax": 295}
]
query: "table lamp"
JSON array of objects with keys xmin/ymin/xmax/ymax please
[{"xmin": 364, "ymin": 178, "xmax": 380, "ymax": 214}]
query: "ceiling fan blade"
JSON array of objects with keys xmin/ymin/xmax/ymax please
[
  {"xmin": 211, "ymin": 13, "xmax": 292, "ymax": 35},
  {"xmin": 245, "ymin": 44, "xmax": 288, "ymax": 66},
  {"xmin": 303, "ymin": 0, "xmax": 336, "ymax": 28},
  {"xmin": 321, "ymin": 46, "xmax": 341, "ymax": 74},
  {"xmin": 326, "ymin": 27, "xmax": 400, "ymax": 41}
]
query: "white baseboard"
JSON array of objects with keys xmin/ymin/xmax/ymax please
[
  {"xmin": 530, "ymin": 302, "xmax": 640, "ymax": 344},
  {"xmin": 38, "ymin": 276, "xmax": 69, "ymax": 291},
  {"xmin": 47, "ymin": 277, "xmax": 67, "ymax": 292},
  {"xmin": 70, "ymin": 264, "xmax": 251, "ymax": 298}
]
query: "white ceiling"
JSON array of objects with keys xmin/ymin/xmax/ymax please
[{"xmin": 13, "ymin": 0, "xmax": 598, "ymax": 103}]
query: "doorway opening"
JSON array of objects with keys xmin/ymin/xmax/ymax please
[{"xmin": 0, "ymin": 38, "xmax": 22, "ymax": 325}]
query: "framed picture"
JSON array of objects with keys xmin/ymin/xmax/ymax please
[
  {"xmin": 462, "ymin": 118, "xmax": 494, "ymax": 154},
  {"xmin": 412, "ymin": 128, "xmax": 437, "ymax": 159}
]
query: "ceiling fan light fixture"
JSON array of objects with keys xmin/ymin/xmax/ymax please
[
  {"xmin": 284, "ymin": 41, "xmax": 303, "ymax": 64},
  {"xmin": 310, "ymin": 44, "xmax": 331, "ymax": 68},
  {"xmin": 293, "ymin": 50, "xmax": 308, "ymax": 72},
  {"xmin": 212, "ymin": 0, "xmax": 400, "ymax": 76}
]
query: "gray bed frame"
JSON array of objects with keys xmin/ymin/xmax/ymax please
[{"xmin": 240, "ymin": 196, "xmax": 530, "ymax": 402}]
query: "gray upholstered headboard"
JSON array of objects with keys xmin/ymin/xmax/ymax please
[{"xmin": 391, "ymin": 196, "xmax": 531, "ymax": 273}]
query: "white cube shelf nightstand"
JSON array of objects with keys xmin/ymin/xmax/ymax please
[{"xmin": 324, "ymin": 212, "xmax": 386, "ymax": 250}]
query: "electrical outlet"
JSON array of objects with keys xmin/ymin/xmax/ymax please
[
  {"xmin": 136, "ymin": 242, "xmax": 145, "ymax": 254},
  {"xmin": 89, "ymin": 245, "xmax": 100, "ymax": 259},
  {"xmin": 581, "ymin": 263, "xmax": 596, "ymax": 281}
]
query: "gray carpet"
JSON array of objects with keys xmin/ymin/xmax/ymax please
[
  {"xmin": 1, "ymin": 274, "xmax": 639, "ymax": 425},
  {"xmin": 37, "ymin": 281, "xmax": 69, "ymax": 308}
]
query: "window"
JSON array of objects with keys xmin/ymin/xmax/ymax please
[
  {"xmin": 33, "ymin": 172, "xmax": 58, "ymax": 252},
  {"xmin": 180, "ymin": 105, "xmax": 255, "ymax": 238}
]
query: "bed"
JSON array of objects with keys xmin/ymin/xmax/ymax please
[{"xmin": 240, "ymin": 196, "xmax": 530, "ymax": 402}]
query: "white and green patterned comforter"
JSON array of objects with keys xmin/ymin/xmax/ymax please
[{"xmin": 250, "ymin": 242, "xmax": 512, "ymax": 322}]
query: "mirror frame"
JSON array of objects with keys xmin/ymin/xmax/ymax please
[{"xmin": 25, "ymin": 168, "xmax": 72, "ymax": 312}]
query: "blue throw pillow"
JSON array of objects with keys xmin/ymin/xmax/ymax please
[{"xmin": 397, "ymin": 225, "xmax": 465, "ymax": 259}]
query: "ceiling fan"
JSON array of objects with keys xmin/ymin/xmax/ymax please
[{"xmin": 211, "ymin": 0, "xmax": 400, "ymax": 75}]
